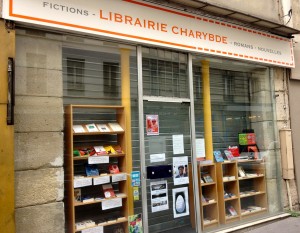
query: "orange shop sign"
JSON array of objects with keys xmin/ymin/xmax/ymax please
[{"xmin": 2, "ymin": 0, "xmax": 294, "ymax": 67}]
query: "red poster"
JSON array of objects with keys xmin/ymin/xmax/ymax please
[{"xmin": 146, "ymin": 115, "xmax": 159, "ymax": 135}]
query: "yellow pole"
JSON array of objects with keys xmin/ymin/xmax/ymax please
[
  {"xmin": 202, "ymin": 60, "xmax": 213, "ymax": 160},
  {"xmin": 0, "ymin": 20, "xmax": 15, "ymax": 233},
  {"xmin": 120, "ymin": 48, "xmax": 133, "ymax": 215}
]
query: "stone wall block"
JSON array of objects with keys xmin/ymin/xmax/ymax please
[
  {"xmin": 275, "ymin": 92, "xmax": 290, "ymax": 121},
  {"xmin": 15, "ymin": 168, "xmax": 64, "ymax": 208},
  {"xmin": 15, "ymin": 132, "xmax": 63, "ymax": 171},
  {"xmin": 15, "ymin": 66, "xmax": 62, "ymax": 97},
  {"xmin": 16, "ymin": 202, "xmax": 65, "ymax": 233},
  {"xmin": 14, "ymin": 96, "xmax": 63, "ymax": 132},
  {"xmin": 16, "ymin": 35, "xmax": 62, "ymax": 70},
  {"xmin": 267, "ymin": 179, "xmax": 283, "ymax": 213}
]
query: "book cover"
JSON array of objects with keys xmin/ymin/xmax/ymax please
[
  {"xmin": 82, "ymin": 195, "xmax": 95, "ymax": 203},
  {"xmin": 85, "ymin": 123, "xmax": 99, "ymax": 132},
  {"xmin": 238, "ymin": 166, "xmax": 246, "ymax": 177},
  {"xmin": 85, "ymin": 164, "xmax": 99, "ymax": 177},
  {"xmin": 108, "ymin": 122, "xmax": 124, "ymax": 132},
  {"xmin": 97, "ymin": 124, "xmax": 111, "ymax": 132},
  {"xmin": 224, "ymin": 150, "xmax": 234, "ymax": 161},
  {"xmin": 227, "ymin": 205, "xmax": 238, "ymax": 216},
  {"xmin": 102, "ymin": 184, "xmax": 116, "ymax": 198},
  {"xmin": 203, "ymin": 174, "xmax": 213, "ymax": 183},
  {"xmin": 74, "ymin": 188, "xmax": 81, "ymax": 202},
  {"xmin": 73, "ymin": 125, "xmax": 85, "ymax": 133},
  {"xmin": 112, "ymin": 145, "xmax": 123, "ymax": 154},
  {"xmin": 109, "ymin": 164, "xmax": 120, "ymax": 174},
  {"xmin": 94, "ymin": 146, "xmax": 108, "ymax": 155},
  {"xmin": 213, "ymin": 150, "xmax": 224, "ymax": 162},
  {"xmin": 104, "ymin": 145, "xmax": 116, "ymax": 154}
]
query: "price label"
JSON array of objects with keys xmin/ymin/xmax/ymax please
[{"xmin": 88, "ymin": 156, "xmax": 109, "ymax": 164}]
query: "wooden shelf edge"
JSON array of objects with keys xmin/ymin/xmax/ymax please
[
  {"xmin": 201, "ymin": 182, "xmax": 216, "ymax": 186},
  {"xmin": 224, "ymin": 197, "xmax": 239, "ymax": 201},
  {"xmin": 202, "ymin": 201, "xmax": 218, "ymax": 206},
  {"xmin": 240, "ymin": 191, "xmax": 265, "ymax": 198},
  {"xmin": 74, "ymin": 195, "xmax": 127, "ymax": 206},
  {"xmin": 203, "ymin": 219, "xmax": 218, "ymax": 227},
  {"xmin": 73, "ymin": 154, "xmax": 126, "ymax": 160},
  {"xmin": 238, "ymin": 174, "xmax": 264, "ymax": 180},
  {"xmin": 75, "ymin": 218, "xmax": 128, "ymax": 232},
  {"xmin": 73, "ymin": 131, "xmax": 125, "ymax": 136},
  {"xmin": 241, "ymin": 208, "xmax": 267, "ymax": 217}
]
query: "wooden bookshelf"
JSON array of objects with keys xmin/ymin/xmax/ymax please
[
  {"xmin": 217, "ymin": 161, "xmax": 240, "ymax": 224},
  {"xmin": 217, "ymin": 160, "xmax": 268, "ymax": 225},
  {"xmin": 64, "ymin": 105, "xmax": 129, "ymax": 233},
  {"xmin": 199, "ymin": 163, "xmax": 219, "ymax": 229}
]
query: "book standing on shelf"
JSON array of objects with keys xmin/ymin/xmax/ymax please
[
  {"xmin": 213, "ymin": 150, "xmax": 224, "ymax": 162},
  {"xmin": 86, "ymin": 123, "xmax": 99, "ymax": 132},
  {"xmin": 238, "ymin": 166, "xmax": 246, "ymax": 177},
  {"xmin": 94, "ymin": 146, "xmax": 108, "ymax": 155},
  {"xmin": 102, "ymin": 184, "xmax": 116, "ymax": 198},
  {"xmin": 85, "ymin": 164, "xmax": 99, "ymax": 177},
  {"xmin": 108, "ymin": 122, "xmax": 124, "ymax": 132},
  {"xmin": 73, "ymin": 125, "xmax": 85, "ymax": 133},
  {"xmin": 202, "ymin": 174, "xmax": 214, "ymax": 183},
  {"xmin": 74, "ymin": 188, "xmax": 81, "ymax": 202},
  {"xmin": 97, "ymin": 123, "xmax": 111, "ymax": 132},
  {"xmin": 227, "ymin": 205, "xmax": 238, "ymax": 216},
  {"xmin": 109, "ymin": 164, "xmax": 120, "ymax": 174}
]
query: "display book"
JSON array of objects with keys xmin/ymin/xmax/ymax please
[{"xmin": 64, "ymin": 105, "xmax": 129, "ymax": 233}]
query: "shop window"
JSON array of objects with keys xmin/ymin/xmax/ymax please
[
  {"xmin": 224, "ymin": 72, "xmax": 235, "ymax": 102},
  {"xmin": 103, "ymin": 62, "xmax": 119, "ymax": 96},
  {"xmin": 142, "ymin": 47, "xmax": 188, "ymax": 98},
  {"xmin": 66, "ymin": 58, "xmax": 85, "ymax": 95}
]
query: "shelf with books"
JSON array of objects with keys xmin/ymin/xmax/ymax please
[
  {"xmin": 65, "ymin": 105, "xmax": 129, "ymax": 233},
  {"xmin": 216, "ymin": 161, "xmax": 240, "ymax": 224},
  {"xmin": 238, "ymin": 160, "xmax": 267, "ymax": 220}
]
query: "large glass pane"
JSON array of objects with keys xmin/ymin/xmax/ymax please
[{"xmin": 193, "ymin": 56, "xmax": 282, "ymax": 231}]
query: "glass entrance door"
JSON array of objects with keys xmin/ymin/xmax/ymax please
[
  {"xmin": 143, "ymin": 101, "xmax": 196, "ymax": 233},
  {"xmin": 139, "ymin": 47, "xmax": 199, "ymax": 233}
]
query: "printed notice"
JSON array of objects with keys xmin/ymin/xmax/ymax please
[
  {"xmin": 82, "ymin": 226, "xmax": 103, "ymax": 233},
  {"xmin": 88, "ymin": 156, "xmax": 109, "ymax": 164},
  {"xmin": 150, "ymin": 153, "xmax": 166, "ymax": 163},
  {"xmin": 74, "ymin": 177, "xmax": 92, "ymax": 188},
  {"xmin": 102, "ymin": 198, "xmax": 122, "ymax": 210},
  {"xmin": 172, "ymin": 134, "xmax": 184, "ymax": 154},
  {"xmin": 111, "ymin": 173, "xmax": 127, "ymax": 182},
  {"xmin": 93, "ymin": 176, "xmax": 110, "ymax": 185},
  {"xmin": 196, "ymin": 138, "xmax": 206, "ymax": 160}
]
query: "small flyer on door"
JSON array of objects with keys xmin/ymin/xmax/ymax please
[
  {"xmin": 150, "ymin": 180, "xmax": 169, "ymax": 213},
  {"xmin": 173, "ymin": 156, "xmax": 189, "ymax": 185},
  {"xmin": 172, "ymin": 187, "xmax": 189, "ymax": 218},
  {"xmin": 146, "ymin": 115, "xmax": 159, "ymax": 135},
  {"xmin": 128, "ymin": 214, "xmax": 143, "ymax": 233}
]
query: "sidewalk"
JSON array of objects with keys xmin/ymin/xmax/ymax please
[{"xmin": 244, "ymin": 217, "xmax": 300, "ymax": 233}]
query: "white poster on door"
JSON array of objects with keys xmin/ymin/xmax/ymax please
[
  {"xmin": 172, "ymin": 134, "xmax": 184, "ymax": 154},
  {"xmin": 173, "ymin": 156, "xmax": 189, "ymax": 185},
  {"xmin": 172, "ymin": 187, "xmax": 189, "ymax": 218},
  {"xmin": 150, "ymin": 180, "xmax": 169, "ymax": 213}
]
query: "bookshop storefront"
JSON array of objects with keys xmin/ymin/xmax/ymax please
[{"xmin": 2, "ymin": 0, "xmax": 295, "ymax": 233}]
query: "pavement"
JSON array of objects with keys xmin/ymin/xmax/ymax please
[{"xmin": 243, "ymin": 217, "xmax": 300, "ymax": 233}]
